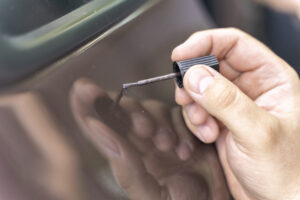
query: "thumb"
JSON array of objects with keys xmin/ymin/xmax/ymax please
[{"xmin": 183, "ymin": 65, "xmax": 278, "ymax": 148}]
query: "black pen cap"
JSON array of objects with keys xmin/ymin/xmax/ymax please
[{"xmin": 173, "ymin": 55, "xmax": 219, "ymax": 88}]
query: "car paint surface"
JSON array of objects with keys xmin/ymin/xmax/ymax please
[{"xmin": 0, "ymin": 1, "xmax": 231, "ymax": 199}]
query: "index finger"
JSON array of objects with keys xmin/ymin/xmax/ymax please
[{"xmin": 171, "ymin": 28, "xmax": 283, "ymax": 74}]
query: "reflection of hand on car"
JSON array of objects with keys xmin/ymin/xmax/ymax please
[{"xmin": 70, "ymin": 78, "xmax": 231, "ymax": 200}]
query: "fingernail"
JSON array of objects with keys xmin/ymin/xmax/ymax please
[{"xmin": 188, "ymin": 67, "xmax": 214, "ymax": 94}]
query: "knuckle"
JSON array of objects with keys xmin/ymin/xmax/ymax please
[{"xmin": 212, "ymin": 81, "xmax": 239, "ymax": 110}]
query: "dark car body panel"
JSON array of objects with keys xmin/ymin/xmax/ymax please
[
  {"xmin": 0, "ymin": 0, "xmax": 147, "ymax": 85},
  {"xmin": 0, "ymin": 1, "xmax": 222, "ymax": 199}
]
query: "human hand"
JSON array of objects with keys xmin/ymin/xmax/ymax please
[
  {"xmin": 172, "ymin": 28, "xmax": 300, "ymax": 200},
  {"xmin": 70, "ymin": 78, "xmax": 231, "ymax": 200}
]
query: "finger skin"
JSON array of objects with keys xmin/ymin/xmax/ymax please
[
  {"xmin": 184, "ymin": 103, "xmax": 209, "ymax": 126},
  {"xmin": 216, "ymin": 131, "xmax": 251, "ymax": 200},
  {"xmin": 183, "ymin": 65, "xmax": 279, "ymax": 149},
  {"xmin": 175, "ymin": 86, "xmax": 193, "ymax": 106},
  {"xmin": 172, "ymin": 28, "xmax": 283, "ymax": 73},
  {"xmin": 172, "ymin": 28, "xmax": 297, "ymax": 101},
  {"xmin": 182, "ymin": 110, "xmax": 219, "ymax": 144},
  {"xmin": 70, "ymin": 79, "xmax": 230, "ymax": 200},
  {"xmin": 172, "ymin": 28, "xmax": 300, "ymax": 200}
]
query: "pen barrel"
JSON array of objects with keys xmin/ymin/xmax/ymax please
[
  {"xmin": 137, "ymin": 73, "xmax": 178, "ymax": 85},
  {"xmin": 173, "ymin": 55, "xmax": 219, "ymax": 88}
]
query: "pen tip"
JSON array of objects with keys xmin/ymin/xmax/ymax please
[{"xmin": 123, "ymin": 82, "xmax": 138, "ymax": 89}]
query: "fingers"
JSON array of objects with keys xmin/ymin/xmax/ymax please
[
  {"xmin": 183, "ymin": 65, "xmax": 280, "ymax": 149},
  {"xmin": 172, "ymin": 28, "xmax": 298, "ymax": 103},
  {"xmin": 184, "ymin": 103, "xmax": 208, "ymax": 125},
  {"xmin": 172, "ymin": 28, "xmax": 239, "ymax": 61},
  {"xmin": 175, "ymin": 86, "xmax": 193, "ymax": 105},
  {"xmin": 172, "ymin": 28, "xmax": 283, "ymax": 75},
  {"xmin": 176, "ymin": 86, "xmax": 219, "ymax": 144},
  {"xmin": 183, "ymin": 110, "xmax": 219, "ymax": 144}
]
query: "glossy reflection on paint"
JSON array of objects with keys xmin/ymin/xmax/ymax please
[{"xmin": 70, "ymin": 78, "xmax": 231, "ymax": 200}]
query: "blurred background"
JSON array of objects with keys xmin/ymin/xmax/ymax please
[{"xmin": 203, "ymin": 0, "xmax": 300, "ymax": 73}]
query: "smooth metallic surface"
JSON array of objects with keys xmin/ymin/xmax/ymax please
[{"xmin": 0, "ymin": 0, "xmax": 231, "ymax": 199}]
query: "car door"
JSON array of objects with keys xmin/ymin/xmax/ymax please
[{"xmin": 0, "ymin": 0, "xmax": 229, "ymax": 199}]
